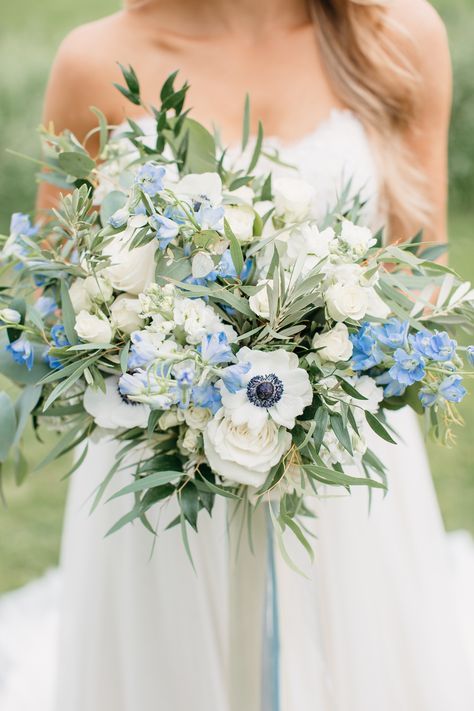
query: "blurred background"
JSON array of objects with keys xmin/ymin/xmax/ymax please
[{"xmin": 0, "ymin": 0, "xmax": 473, "ymax": 593}]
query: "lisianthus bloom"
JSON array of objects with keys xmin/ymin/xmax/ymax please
[{"xmin": 218, "ymin": 347, "xmax": 313, "ymax": 431}]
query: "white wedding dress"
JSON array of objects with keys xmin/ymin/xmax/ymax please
[{"xmin": 2, "ymin": 111, "xmax": 473, "ymax": 711}]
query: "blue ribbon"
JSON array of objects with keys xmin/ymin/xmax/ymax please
[{"xmin": 262, "ymin": 505, "xmax": 281, "ymax": 711}]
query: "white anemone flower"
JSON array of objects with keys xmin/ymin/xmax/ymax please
[
  {"xmin": 84, "ymin": 376, "xmax": 150, "ymax": 429},
  {"xmin": 218, "ymin": 347, "xmax": 313, "ymax": 431}
]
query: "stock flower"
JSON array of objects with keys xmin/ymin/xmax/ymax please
[
  {"xmin": 312, "ymin": 323, "xmax": 353, "ymax": 363},
  {"xmin": 389, "ymin": 348, "xmax": 425, "ymax": 386},
  {"xmin": 273, "ymin": 176, "xmax": 315, "ymax": 221},
  {"xmin": 134, "ymin": 162, "xmax": 166, "ymax": 196},
  {"xmin": 6, "ymin": 336, "xmax": 34, "ymax": 370},
  {"xmin": 218, "ymin": 347, "xmax": 313, "ymax": 431},
  {"xmin": 410, "ymin": 330, "xmax": 457, "ymax": 362},
  {"xmin": 203, "ymin": 408, "xmax": 292, "ymax": 487},
  {"xmin": 74, "ymin": 311, "xmax": 113, "ymax": 344},
  {"xmin": 350, "ymin": 323, "xmax": 384, "ymax": 371},
  {"xmin": 339, "ymin": 220, "xmax": 376, "ymax": 257},
  {"xmin": 84, "ymin": 376, "xmax": 150, "ymax": 429},
  {"xmin": 374, "ymin": 319, "xmax": 409, "ymax": 350}
]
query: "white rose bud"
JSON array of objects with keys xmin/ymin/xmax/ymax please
[
  {"xmin": 224, "ymin": 204, "xmax": 255, "ymax": 243},
  {"xmin": 74, "ymin": 310, "xmax": 113, "ymax": 344},
  {"xmin": 273, "ymin": 177, "xmax": 315, "ymax": 221},
  {"xmin": 340, "ymin": 221, "xmax": 376, "ymax": 257},
  {"xmin": 249, "ymin": 279, "xmax": 272, "ymax": 319},
  {"xmin": 312, "ymin": 323, "xmax": 353, "ymax": 362},
  {"xmin": 325, "ymin": 283, "xmax": 368, "ymax": 322},
  {"xmin": 110, "ymin": 294, "xmax": 144, "ymax": 334},
  {"xmin": 84, "ymin": 275, "xmax": 113, "ymax": 304},
  {"xmin": 158, "ymin": 409, "xmax": 185, "ymax": 430},
  {"xmin": 69, "ymin": 279, "xmax": 92, "ymax": 314},
  {"xmin": 0, "ymin": 308, "xmax": 22, "ymax": 324},
  {"xmin": 184, "ymin": 406, "xmax": 212, "ymax": 431},
  {"xmin": 181, "ymin": 427, "xmax": 200, "ymax": 453}
]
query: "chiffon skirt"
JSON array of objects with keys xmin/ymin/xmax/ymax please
[{"xmin": 54, "ymin": 408, "xmax": 474, "ymax": 711}]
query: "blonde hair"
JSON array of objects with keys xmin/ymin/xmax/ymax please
[
  {"xmin": 310, "ymin": 0, "xmax": 430, "ymax": 237},
  {"xmin": 125, "ymin": 0, "xmax": 430, "ymax": 236}
]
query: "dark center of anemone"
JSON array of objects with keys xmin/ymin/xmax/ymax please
[
  {"xmin": 246, "ymin": 373, "xmax": 284, "ymax": 408},
  {"xmin": 117, "ymin": 384, "xmax": 140, "ymax": 407}
]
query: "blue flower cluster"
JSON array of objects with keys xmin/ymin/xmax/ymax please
[{"xmin": 350, "ymin": 319, "xmax": 467, "ymax": 408}]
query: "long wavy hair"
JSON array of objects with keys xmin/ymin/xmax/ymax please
[{"xmin": 125, "ymin": 0, "xmax": 430, "ymax": 236}]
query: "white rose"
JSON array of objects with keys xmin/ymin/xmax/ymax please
[
  {"xmin": 351, "ymin": 375, "xmax": 384, "ymax": 414},
  {"xmin": 104, "ymin": 215, "xmax": 157, "ymax": 295},
  {"xmin": 158, "ymin": 409, "xmax": 185, "ymax": 430},
  {"xmin": 69, "ymin": 279, "xmax": 92, "ymax": 313},
  {"xmin": 110, "ymin": 294, "xmax": 144, "ymax": 334},
  {"xmin": 312, "ymin": 323, "xmax": 353, "ymax": 362},
  {"xmin": 84, "ymin": 376, "xmax": 150, "ymax": 429},
  {"xmin": 175, "ymin": 172, "xmax": 222, "ymax": 207},
  {"xmin": 324, "ymin": 262, "xmax": 363, "ymax": 288},
  {"xmin": 273, "ymin": 177, "xmax": 315, "ymax": 221},
  {"xmin": 74, "ymin": 310, "xmax": 113, "ymax": 344},
  {"xmin": 365, "ymin": 287, "xmax": 391, "ymax": 319},
  {"xmin": 181, "ymin": 427, "xmax": 201, "ymax": 453},
  {"xmin": 224, "ymin": 204, "xmax": 255, "ymax": 243},
  {"xmin": 184, "ymin": 406, "xmax": 212, "ymax": 431},
  {"xmin": 325, "ymin": 283, "xmax": 368, "ymax": 322},
  {"xmin": 286, "ymin": 224, "xmax": 335, "ymax": 264},
  {"xmin": 0, "ymin": 308, "xmax": 21, "ymax": 323},
  {"xmin": 340, "ymin": 221, "xmax": 376, "ymax": 257},
  {"xmin": 249, "ymin": 279, "xmax": 272, "ymax": 319},
  {"xmin": 203, "ymin": 409, "xmax": 292, "ymax": 487},
  {"xmin": 83, "ymin": 275, "xmax": 113, "ymax": 303}
]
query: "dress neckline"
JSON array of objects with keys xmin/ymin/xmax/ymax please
[{"xmin": 111, "ymin": 107, "xmax": 364, "ymax": 153}]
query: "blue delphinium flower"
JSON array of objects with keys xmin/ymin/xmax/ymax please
[
  {"xmin": 389, "ymin": 348, "xmax": 425, "ymax": 386},
  {"xmin": 350, "ymin": 323, "xmax": 384, "ymax": 371},
  {"xmin": 198, "ymin": 332, "xmax": 234, "ymax": 365},
  {"xmin": 466, "ymin": 345, "xmax": 474, "ymax": 366},
  {"xmin": 419, "ymin": 374, "xmax": 467, "ymax": 407},
  {"xmin": 219, "ymin": 361, "xmax": 252, "ymax": 394},
  {"xmin": 374, "ymin": 319, "xmax": 409, "ymax": 349},
  {"xmin": 411, "ymin": 330, "xmax": 457, "ymax": 362},
  {"xmin": 51, "ymin": 324, "xmax": 70, "ymax": 348},
  {"xmin": 128, "ymin": 331, "xmax": 159, "ymax": 370},
  {"xmin": 149, "ymin": 214, "xmax": 179, "ymax": 250},
  {"xmin": 375, "ymin": 371, "xmax": 407, "ymax": 398},
  {"xmin": 134, "ymin": 163, "xmax": 166, "ymax": 197},
  {"xmin": 192, "ymin": 384, "xmax": 222, "ymax": 414},
  {"xmin": 195, "ymin": 205, "xmax": 224, "ymax": 231},
  {"xmin": 44, "ymin": 350, "xmax": 62, "ymax": 370},
  {"xmin": 438, "ymin": 374, "xmax": 467, "ymax": 403},
  {"xmin": 215, "ymin": 250, "xmax": 238, "ymax": 279},
  {"xmin": 10, "ymin": 212, "xmax": 37, "ymax": 238},
  {"xmin": 35, "ymin": 296, "xmax": 57, "ymax": 318},
  {"xmin": 173, "ymin": 361, "xmax": 196, "ymax": 408},
  {"xmin": 6, "ymin": 336, "xmax": 34, "ymax": 370}
]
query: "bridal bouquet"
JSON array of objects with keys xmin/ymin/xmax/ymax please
[{"xmin": 1, "ymin": 67, "xmax": 473, "ymax": 559}]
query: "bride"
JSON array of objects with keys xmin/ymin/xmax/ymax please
[{"xmin": 36, "ymin": 1, "xmax": 473, "ymax": 709}]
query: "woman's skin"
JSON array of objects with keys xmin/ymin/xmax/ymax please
[{"xmin": 38, "ymin": 0, "xmax": 451, "ymax": 245}]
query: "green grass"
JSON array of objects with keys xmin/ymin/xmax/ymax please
[{"xmin": 0, "ymin": 0, "xmax": 473, "ymax": 593}]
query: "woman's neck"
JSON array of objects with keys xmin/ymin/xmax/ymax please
[{"xmin": 127, "ymin": 0, "xmax": 311, "ymax": 40}]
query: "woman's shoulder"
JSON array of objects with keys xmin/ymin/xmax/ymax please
[
  {"xmin": 385, "ymin": 0, "xmax": 449, "ymax": 60},
  {"xmin": 43, "ymin": 12, "xmax": 135, "ymax": 133}
]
